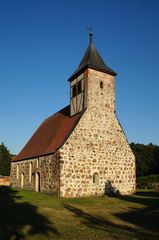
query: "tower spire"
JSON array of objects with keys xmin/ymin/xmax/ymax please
[{"xmin": 68, "ymin": 32, "xmax": 117, "ymax": 82}]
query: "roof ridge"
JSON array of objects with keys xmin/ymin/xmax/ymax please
[{"xmin": 43, "ymin": 105, "xmax": 70, "ymax": 123}]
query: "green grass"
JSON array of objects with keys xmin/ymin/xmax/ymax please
[{"xmin": 0, "ymin": 187, "xmax": 159, "ymax": 240}]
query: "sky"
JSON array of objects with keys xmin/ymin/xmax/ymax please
[{"xmin": 0, "ymin": 0, "xmax": 159, "ymax": 154}]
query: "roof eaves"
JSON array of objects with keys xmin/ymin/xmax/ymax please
[
  {"xmin": 12, "ymin": 151, "xmax": 56, "ymax": 162},
  {"xmin": 68, "ymin": 64, "xmax": 117, "ymax": 82}
]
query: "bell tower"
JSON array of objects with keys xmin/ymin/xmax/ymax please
[{"xmin": 68, "ymin": 33, "xmax": 116, "ymax": 116}]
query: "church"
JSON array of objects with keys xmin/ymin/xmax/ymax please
[{"xmin": 11, "ymin": 34, "xmax": 136, "ymax": 197}]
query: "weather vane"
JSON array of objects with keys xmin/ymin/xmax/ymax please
[{"xmin": 86, "ymin": 27, "xmax": 93, "ymax": 35}]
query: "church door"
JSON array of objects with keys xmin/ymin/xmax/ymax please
[{"xmin": 35, "ymin": 172, "xmax": 41, "ymax": 192}]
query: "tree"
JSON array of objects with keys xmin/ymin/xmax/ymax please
[
  {"xmin": 0, "ymin": 143, "xmax": 11, "ymax": 176},
  {"xmin": 130, "ymin": 143, "xmax": 159, "ymax": 177}
]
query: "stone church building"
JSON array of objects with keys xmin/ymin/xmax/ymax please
[{"xmin": 11, "ymin": 34, "xmax": 136, "ymax": 197}]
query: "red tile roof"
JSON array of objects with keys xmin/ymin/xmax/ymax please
[{"xmin": 13, "ymin": 106, "xmax": 82, "ymax": 161}]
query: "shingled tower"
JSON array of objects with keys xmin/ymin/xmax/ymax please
[{"xmin": 11, "ymin": 34, "xmax": 136, "ymax": 197}]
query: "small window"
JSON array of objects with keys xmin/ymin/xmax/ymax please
[
  {"xmin": 100, "ymin": 81, "xmax": 103, "ymax": 89},
  {"xmin": 72, "ymin": 80, "xmax": 82, "ymax": 98},
  {"xmin": 93, "ymin": 173, "xmax": 99, "ymax": 185},
  {"xmin": 77, "ymin": 81, "xmax": 82, "ymax": 94},
  {"xmin": 72, "ymin": 85, "xmax": 76, "ymax": 97}
]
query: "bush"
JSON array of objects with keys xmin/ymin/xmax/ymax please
[
  {"xmin": 130, "ymin": 143, "xmax": 159, "ymax": 177},
  {"xmin": 137, "ymin": 175, "xmax": 159, "ymax": 190}
]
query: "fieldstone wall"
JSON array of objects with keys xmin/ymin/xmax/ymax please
[
  {"xmin": 11, "ymin": 153, "xmax": 60, "ymax": 195},
  {"xmin": 59, "ymin": 68, "xmax": 136, "ymax": 197}
]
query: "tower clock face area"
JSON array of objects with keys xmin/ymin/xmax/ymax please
[{"xmin": 70, "ymin": 73, "xmax": 85, "ymax": 116}]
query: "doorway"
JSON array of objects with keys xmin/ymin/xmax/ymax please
[
  {"xmin": 35, "ymin": 172, "xmax": 41, "ymax": 192},
  {"xmin": 21, "ymin": 173, "xmax": 24, "ymax": 189}
]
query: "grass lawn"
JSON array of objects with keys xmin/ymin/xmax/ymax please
[{"xmin": 0, "ymin": 187, "xmax": 159, "ymax": 240}]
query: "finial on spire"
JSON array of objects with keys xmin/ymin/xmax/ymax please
[
  {"xmin": 89, "ymin": 31, "xmax": 93, "ymax": 43},
  {"xmin": 86, "ymin": 27, "xmax": 93, "ymax": 43}
]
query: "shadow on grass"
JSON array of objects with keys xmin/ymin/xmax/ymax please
[
  {"xmin": 135, "ymin": 190, "xmax": 159, "ymax": 198},
  {"xmin": 64, "ymin": 191, "xmax": 159, "ymax": 240},
  {"xmin": 114, "ymin": 191, "xmax": 159, "ymax": 234},
  {"xmin": 0, "ymin": 186, "xmax": 58, "ymax": 240}
]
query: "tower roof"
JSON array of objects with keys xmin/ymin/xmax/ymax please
[{"xmin": 68, "ymin": 33, "xmax": 117, "ymax": 82}]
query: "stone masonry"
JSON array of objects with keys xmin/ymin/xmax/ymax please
[
  {"xmin": 59, "ymin": 69, "xmax": 136, "ymax": 197},
  {"xmin": 11, "ymin": 153, "xmax": 60, "ymax": 195}
]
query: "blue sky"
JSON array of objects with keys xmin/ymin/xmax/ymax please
[{"xmin": 0, "ymin": 0, "xmax": 159, "ymax": 154}]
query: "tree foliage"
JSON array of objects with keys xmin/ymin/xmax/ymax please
[
  {"xmin": 0, "ymin": 143, "xmax": 11, "ymax": 176},
  {"xmin": 130, "ymin": 143, "xmax": 159, "ymax": 177}
]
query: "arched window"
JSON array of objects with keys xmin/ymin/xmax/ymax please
[
  {"xmin": 16, "ymin": 164, "xmax": 19, "ymax": 180},
  {"xmin": 100, "ymin": 81, "xmax": 103, "ymax": 89},
  {"xmin": 29, "ymin": 162, "xmax": 32, "ymax": 182},
  {"xmin": 93, "ymin": 173, "xmax": 99, "ymax": 185}
]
